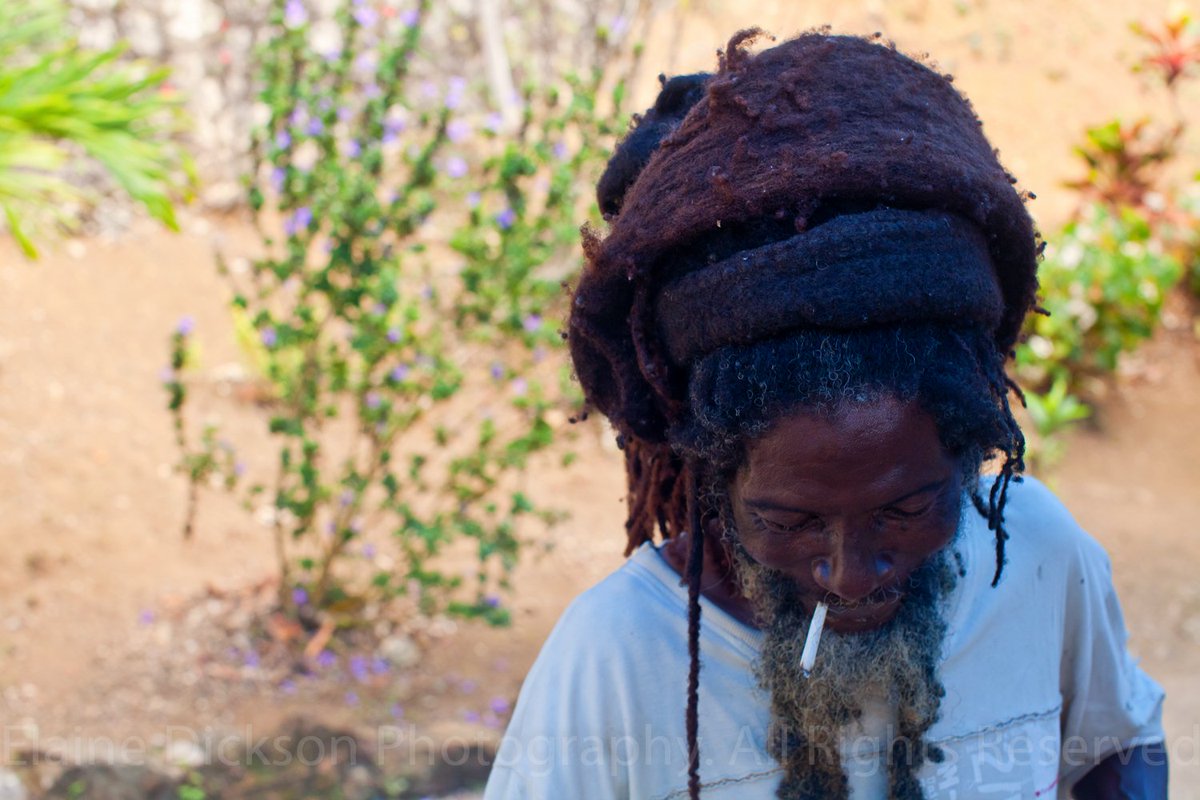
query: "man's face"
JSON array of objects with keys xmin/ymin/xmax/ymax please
[{"xmin": 728, "ymin": 395, "xmax": 963, "ymax": 633}]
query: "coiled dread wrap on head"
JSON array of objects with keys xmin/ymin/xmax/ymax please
[{"xmin": 567, "ymin": 30, "xmax": 1040, "ymax": 799}]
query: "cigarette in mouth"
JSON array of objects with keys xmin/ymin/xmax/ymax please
[{"xmin": 800, "ymin": 602, "xmax": 828, "ymax": 677}]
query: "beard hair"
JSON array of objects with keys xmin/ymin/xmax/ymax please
[{"xmin": 729, "ymin": 532, "xmax": 958, "ymax": 800}]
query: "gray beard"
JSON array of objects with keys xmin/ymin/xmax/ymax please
[{"xmin": 730, "ymin": 538, "xmax": 958, "ymax": 800}]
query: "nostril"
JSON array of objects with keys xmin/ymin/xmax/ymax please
[{"xmin": 875, "ymin": 553, "xmax": 895, "ymax": 578}]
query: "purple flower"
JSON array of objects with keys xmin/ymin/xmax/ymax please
[
  {"xmin": 352, "ymin": 4, "xmax": 378, "ymax": 26},
  {"xmin": 315, "ymin": 650, "xmax": 337, "ymax": 669},
  {"xmin": 390, "ymin": 702, "xmax": 405, "ymax": 718},
  {"xmin": 306, "ymin": 118, "xmax": 324, "ymax": 136},
  {"xmin": 553, "ymin": 141, "xmax": 568, "ymax": 160},
  {"xmin": 345, "ymin": 691, "xmax": 359, "ymax": 706},
  {"xmin": 446, "ymin": 119, "xmax": 471, "ymax": 143},
  {"xmin": 362, "ymin": 543, "xmax": 377, "ymax": 558},
  {"xmin": 444, "ymin": 156, "xmax": 468, "ymax": 179},
  {"xmin": 270, "ymin": 166, "xmax": 286, "ymax": 193},
  {"xmin": 349, "ymin": 655, "xmax": 369, "ymax": 681},
  {"xmin": 510, "ymin": 377, "xmax": 528, "ymax": 396},
  {"xmin": 337, "ymin": 105, "xmax": 353, "ymax": 121},
  {"xmin": 484, "ymin": 594, "xmax": 501, "ymax": 608},
  {"xmin": 400, "ymin": 8, "xmax": 419, "ymax": 27},
  {"xmin": 176, "ymin": 315, "xmax": 196, "ymax": 336},
  {"xmin": 279, "ymin": 679, "xmax": 297, "ymax": 695},
  {"xmin": 363, "ymin": 83, "xmax": 382, "ymax": 100},
  {"xmin": 382, "ymin": 118, "xmax": 405, "ymax": 145},
  {"xmin": 390, "ymin": 364, "xmax": 409, "ymax": 382},
  {"xmin": 484, "ymin": 112, "xmax": 504, "ymax": 133},
  {"xmin": 421, "ymin": 285, "xmax": 434, "ymax": 300},
  {"xmin": 138, "ymin": 609, "xmax": 155, "ymax": 625},
  {"xmin": 467, "ymin": 192, "xmax": 481, "ymax": 209},
  {"xmin": 483, "ymin": 713, "xmax": 502, "ymax": 729},
  {"xmin": 234, "ymin": 461, "xmax": 247, "ymax": 477},
  {"xmin": 371, "ymin": 657, "xmax": 389, "ymax": 675},
  {"xmin": 260, "ymin": 327, "xmax": 278, "ymax": 348},
  {"xmin": 386, "ymin": 327, "xmax": 401, "ymax": 344},
  {"xmin": 495, "ymin": 208, "xmax": 516, "ymax": 230},
  {"xmin": 292, "ymin": 587, "xmax": 309, "ymax": 606},
  {"xmin": 610, "ymin": 15, "xmax": 629, "ymax": 37},
  {"xmin": 275, "ymin": 130, "xmax": 291, "ymax": 150},
  {"xmin": 522, "ymin": 314, "xmax": 542, "ymax": 333},
  {"xmin": 340, "ymin": 490, "xmax": 355, "ymax": 507},
  {"xmin": 284, "ymin": 206, "xmax": 312, "ymax": 236},
  {"xmin": 464, "ymin": 710, "xmax": 481, "ymax": 723},
  {"xmin": 490, "ymin": 696, "xmax": 510, "ymax": 715},
  {"xmin": 445, "ymin": 76, "xmax": 467, "ymax": 110},
  {"xmin": 244, "ymin": 650, "xmax": 261, "ymax": 668},
  {"xmin": 354, "ymin": 52, "xmax": 377, "ymax": 76},
  {"xmin": 284, "ymin": 0, "xmax": 308, "ymax": 28},
  {"xmin": 365, "ymin": 392, "xmax": 382, "ymax": 409},
  {"xmin": 344, "ymin": 139, "xmax": 361, "ymax": 158},
  {"xmin": 489, "ymin": 362, "xmax": 504, "ymax": 381}
]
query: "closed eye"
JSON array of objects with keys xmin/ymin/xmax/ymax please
[
  {"xmin": 751, "ymin": 512, "xmax": 823, "ymax": 535},
  {"xmin": 879, "ymin": 500, "xmax": 934, "ymax": 521}
]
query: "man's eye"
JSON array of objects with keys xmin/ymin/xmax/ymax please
[
  {"xmin": 880, "ymin": 502, "xmax": 932, "ymax": 520},
  {"xmin": 752, "ymin": 514, "xmax": 820, "ymax": 535}
]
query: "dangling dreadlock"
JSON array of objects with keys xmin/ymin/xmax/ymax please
[{"xmin": 568, "ymin": 30, "xmax": 1041, "ymax": 799}]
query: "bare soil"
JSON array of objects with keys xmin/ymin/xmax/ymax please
[{"xmin": 2, "ymin": 0, "xmax": 1199, "ymax": 797}]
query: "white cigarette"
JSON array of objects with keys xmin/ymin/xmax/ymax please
[{"xmin": 800, "ymin": 602, "xmax": 828, "ymax": 677}]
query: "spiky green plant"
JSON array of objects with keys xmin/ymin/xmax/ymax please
[{"xmin": 0, "ymin": 0, "xmax": 191, "ymax": 258}]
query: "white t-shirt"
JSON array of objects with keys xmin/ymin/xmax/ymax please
[{"xmin": 484, "ymin": 477, "xmax": 1165, "ymax": 800}]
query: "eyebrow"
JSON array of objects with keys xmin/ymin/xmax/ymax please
[{"xmin": 743, "ymin": 478, "xmax": 951, "ymax": 515}]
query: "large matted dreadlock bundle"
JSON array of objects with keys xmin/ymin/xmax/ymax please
[{"xmin": 567, "ymin": 30, "xmax": 1040, "ymax": 799}]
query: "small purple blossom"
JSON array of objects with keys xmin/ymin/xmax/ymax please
[
  {"xmin": 349, "ymin": 517, "xmax": 363, "ymax": 533},
  {"xmin": 306, "ymin": 118, "xmax": 324, "ymax": 136},
  {"xmin": 511, "ymin": 377, "xmax": 528, "ymax": 396},
  {"xmin": 342, "ymin": 139, "xmax": 361, "ymax": 158},
  {"xmin": 275, "ymin": 130, "xmax": 291, "ymax": 150},
  {"xmin": 349, "ymin": 655, "xmax": 369, "ymax": 682},
  {"xmin": 484, "ymin": 112, "xmax": 504, "ymax": 133},
  {"xmin": 444, "ymin": 156, "xmax": 468, "ymax": 179},
  {"xmin": 363, "ymin": 83, "xmax": 382, "ymax": 100},
  {"xmin": 337, "ymin": 105, "xmax": 353, "ymax": 121},
  {"xmin": 365, "ymin": 391, "xmax": 382, "ymax": 409},
  {"xmin": 176, "ymin": 315, "xmax": 195, "ymax": 336},
  {"xmin": 484, "ymin": 594, "xmax": 501, "ymax": 608},
  {"xmin": 270, "ymin": 166, "xmax": 287, "ymax": 193},
  {"xmin": 243, "ymin": 650, "xmax": 261, "ymax": 668},
  {"xmin": 354, "ymin": 51, "xmax": 377, "ymax": 76},
  {"xmin": 279, "ymin": 679, "xmax": 297, "ymax": 695},
  {"xmin": 490, "ymin": 696, "xmax": 511, "ymax": 715},
  {"xmin": 390, "ymin": 364, "xmax": 409, "ymax": 382},
  {"xmin": 390, "ymin": 703, "xmax": 405, "ymax": 718},
  {"xmin": 445, "ymin": 76, "xmax": 467, "ymax": 110},
  {"xmin": 284, "ymin": 0, "xmax": 308, "ymax": 28},
  {"xmin": 489, "ymin": 362, "xmax": 504, "ymax": 381},
  {"xmin": 386, "ymin": 327, "xmax": 401, "ymax": 344},
  {"xmin": 340, "ymin": 490, "xmax": 355, "ymax": 507},
  {"xmin": 345, "ymin": 691, "xmax": 359, "ymax": 706},
  {"xmin": 352, "ymin": 4, "xmax": 378, "ymax": 26},
  {"xmin": 463, "ymin": 710, "xmax": 481, "ymax": 723},
  {"xmin": 234, "ymin": 461, "xmax": 247, "ymax": 477},
  {"xmin": 446, "ymin": 119, "xmax": 471, "ymax": 143},
  {"xmin": 495, "ymin": 207, "xmax": 516, "ymax": 230},
  {"xmin": 553, "ymin": 141, "xmax": 569, "ymax": 160},
  {"xmin": 371, "ymin": 657, "xmax": 389, "ymax": 675},
  {"xmin": 382, "ymin": 118, "xmax": 405, "ymax": 145},
  {"xmin": 362, "ymin": 543, "xmax": 377, "ymax": 558},
  {"xmin": 421, "ymin": 285, "xmax": 434, "ymax": 300},
  {"xmin": 292, "ymin": 587, "xmax": 309, "ymax": 606},
  {"xmin": 315, "ymin": 650, "xmax": 337, "ymax": 669},
  {"xmin": 138, "ymin": 609, "xmax": 155, "ymax": 625},
  {"xmin": 284, "ymin": 205, "xmax": 312, "ymax": 236},
  {"xmin": 483, "ymin": 713, "xmax": 502, "ymax": 729},
  {"xmin": 522, "ymin": 314, "xmax": 542, "ymax": 333},
  {"xmin": 260, "ymin": 327, "xmax": 278, "ymax": 348},
  {"xmin": 289, "ymin": 105, "xmax": 306, "ymax": 127},
  {"xmin": 467, "ymin": 191, "xmax": 481, "ymax": 209},
  {"xmin": 401, "ymin": 8, "xmax": 419, "ymax": 26}
]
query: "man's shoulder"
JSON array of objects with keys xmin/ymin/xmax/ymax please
[{"xmin": 987, "ymin": 474, "xmax": 1109, "ymax": 568}]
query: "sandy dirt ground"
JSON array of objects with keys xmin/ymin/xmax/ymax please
[{"xmin": 2, "ymin": 0, "xmax": 1200, "ymax": 796}]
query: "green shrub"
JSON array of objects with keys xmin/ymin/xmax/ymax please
[{"xmin": 167, "ymin": 0, "xmax": 630, "ymax": 621}]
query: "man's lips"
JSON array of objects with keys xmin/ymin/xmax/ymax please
[{"xmin": 818, "ymin": 592, "xmax": 904, "ymax": 631}]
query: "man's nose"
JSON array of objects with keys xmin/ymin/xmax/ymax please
[{"xmin": 811, "ymin": 535, "xmax": 895, "ymax": 603}]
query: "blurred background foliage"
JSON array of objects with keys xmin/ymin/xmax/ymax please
[{"xmin": 0, "ymin": 0, "xmax": 192, "ymax": 257}]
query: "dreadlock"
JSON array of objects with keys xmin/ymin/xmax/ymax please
[{"xmin": 568, "ymin": 30, "xmax": 1040, "ymax": 799}]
